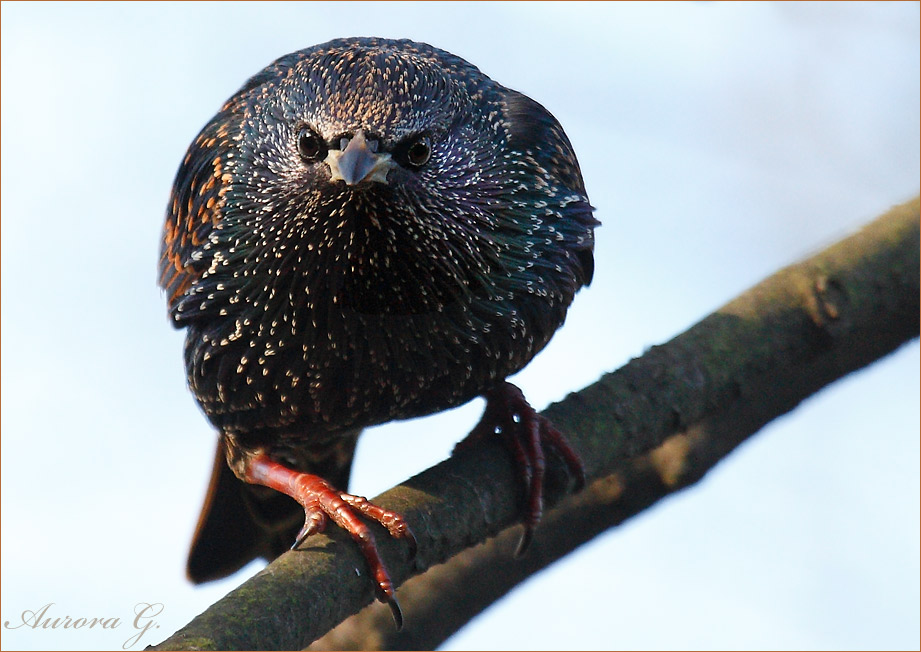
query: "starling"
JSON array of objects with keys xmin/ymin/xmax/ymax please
[{"xmin": 159, "ymin": 37, "xmax": 597, "ymax": 620}]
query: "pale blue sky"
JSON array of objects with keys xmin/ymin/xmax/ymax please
[{"xmin": 2, "ymin": 2, "xmax": 919, "ymax": 650}]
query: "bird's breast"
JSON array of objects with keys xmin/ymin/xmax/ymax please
[
  {"xmin": 183, "ymin": 189, "xmax": 580, "ymax": 446},
  {"xmin": 184, "ymin": 293, "xmax": 542, "ymax": 447}
]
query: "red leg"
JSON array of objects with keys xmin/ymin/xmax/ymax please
[
  {"xmin": 243, "ymin": 453, "xmax": 415, "ymax": 627},
  {"xmin": 456, "ymin": 382, "xmax": 586, "ymax": 555}
]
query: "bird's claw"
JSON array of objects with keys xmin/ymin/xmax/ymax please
[
  {"xmin": 292, "ymin": 510, "xmax": 327, "ymax": 549},
  {"xmin": 291, "ymin": 485, "xmax": 415, "ymax": 612},
  {"xmin": 386, "ymin": 595, "xmax": 404, "ymax": 631},
  {"xmin": 245, "ymin": 454, "xmax": 413, "ymax": 624},
  {"xmin": 458, "ymin": 381, "xmax": 585, "ymax": 555}
]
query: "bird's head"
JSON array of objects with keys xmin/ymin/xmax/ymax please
[
  {"xmin": 160, "ymin": 37, "xmax": 594, "ymax": 322},
  {"xmin": 238, "ymin": 39, "xmax": 489, "ymax": 223}
]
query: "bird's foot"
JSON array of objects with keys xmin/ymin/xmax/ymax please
[
  {"xmin": 244, "ymin": 453, "xmax": 416, "ymax": 629},
  {"xmin": 456, "ymin": 381, "xmax": 586, "ymax": 556}
]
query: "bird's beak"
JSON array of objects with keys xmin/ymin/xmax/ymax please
[{"xmin": 326, "ymin": 131, "xmax": 394, "ymax": 186}]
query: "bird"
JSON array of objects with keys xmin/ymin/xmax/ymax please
[{"xmin": 159, "ymin": 36, "xmax": 597, "ymax": 625}]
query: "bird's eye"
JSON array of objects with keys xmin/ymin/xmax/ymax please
[
  {"xmin": 405, "ymin": 136, "xmax": 432, "ymax": 167},
  {"xmin": 297, "ymin": 127, "xmax": 325, "ymax": 162}
]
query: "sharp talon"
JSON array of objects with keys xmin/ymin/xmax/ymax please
[
  {"xmin": 405, "ymin": 528, "xmax": 418, "ymax": 560},
  {"xmin": 386, "ymin": 595, "xmax": 404, "ymax": 631},
  {"xmin": 292, "ymin": 514, "xmax": 324, "ymax": 549},
  {"xmin": 515, "ymin": 525, "xmax": 534, "ymax": 558},
  {"xmin": 292, "ymin": 525, "xmax": 311, "ymax": 550}
]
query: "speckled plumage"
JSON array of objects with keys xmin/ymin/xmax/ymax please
[{"xmin": 160, "ymin": 37, "xmax": 597, "ymax": 608}]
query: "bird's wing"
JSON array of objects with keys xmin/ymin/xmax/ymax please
[
  {"xmin": 502, "ymin": 89, "xmax": 598, "ymax": 287},
  {"xmin": 157, "ymin": 110, "xmax": 238, "ymax": 319}
]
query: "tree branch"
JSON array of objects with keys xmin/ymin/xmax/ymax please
[{"xmin": 152, "ymin": 197, "xmax": 920, "ymax": 651}]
